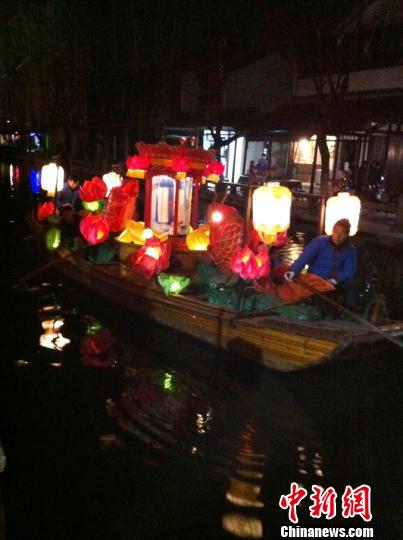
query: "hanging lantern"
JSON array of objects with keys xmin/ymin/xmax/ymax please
[
  {"xmin": 80, "ymin": 176, "xmax": 108, "ymax": 202},
  {"xmin": 41, "ymin": 163, "xmax": 64, "ymax": 196},
  {"xmin": 205, "ymin": 161, "xmax": 224, "ymax": 183},
  {"xmin": 102, "ymin": 171, "xmax": 122, "ymax": 196},
  {"xmin": 230, "ymin": 245, "xmax": 270, "ymax": 280},
  {"xmin": 157, "ymin": 273, "xmax": 190, "ymax": 296},
  {"xmin": 37, "ymin": 202, "xmax": 57, "ymax": 221},
  {"xmin": 185, "ymin": 225, "xmax": 210, "ymax": 251},
  {"xmin": 325, "ymin": 192, "xmax": 361, "ymax": 236},
  {"xmin": 79, "ymin": 214, "xmax": 110, "ymax": 245},
  {"xmin": 45, "ymin": 227, "xmax": 61, "ymax": 251},
  {"xmin": 131, "ymin": 237, "xmax": 171, "ymax": 279},
  {"xmin": 126, "ymin": 155, "xmax": 150, "ymax": 179},
  {"xmin": 172, "ymin": 157, "xmax": 191, "ymax": 180},
  {"xmin": 253, "ymin": 182, "xmax": 292, "ymax": 243},
  {"xmin": 150, "ymin": 175, "xmax": 193, "ymax": 235}
]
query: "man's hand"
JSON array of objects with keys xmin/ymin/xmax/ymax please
[
  {"xmin": 328, "ymin": 278, "xmax": 337, "ymax": 286},
  {"xmin": 284, "ymin": 271, "xmax": 295, "ymax": 282}
]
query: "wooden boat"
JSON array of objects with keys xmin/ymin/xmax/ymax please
[{"xmin": 28, "ymin": 215, "xmax": 403, "ymax": 372}]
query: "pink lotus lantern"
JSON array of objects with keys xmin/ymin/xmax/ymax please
[
  {"xmin": 80, "ymin": 176, "xmax": 108, "ymax": 202},
  {"xmin": 230, "ymin": 245, "xmax": 270, "ymax": 280},
  {"xmin": 80, "ymin": 214, "xmax": 110, "ymax": 245},
  {"xmin": 131, "ymin": 237, "xmax": 171, "ymax": 279}
]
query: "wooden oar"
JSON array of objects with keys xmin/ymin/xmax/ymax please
[
  {"xmin": 294, "ymin": 276, "xmax": 403, "ymax": 351},
  {"xmin": 19, "ymin": 243, "xmax": 88, "ymax": 284}
]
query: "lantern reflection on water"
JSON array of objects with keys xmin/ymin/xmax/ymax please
[{"xmin": 150, "ymin": 175, "xmax": 193, "ymax": 235}]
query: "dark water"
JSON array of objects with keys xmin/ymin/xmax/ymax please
[{"xmin": 1, "ymin": 161, "xmax": 403, "ymax": 540}]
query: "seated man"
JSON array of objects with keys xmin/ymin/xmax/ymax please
[
  {"xmin": 57, "ymin": 177, "xmax": 81, "ymax": 211},
  {"xmin": 284, "ymin": 219, "xmax": 357, "ymax": 309}
]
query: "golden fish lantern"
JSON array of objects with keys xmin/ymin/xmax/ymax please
[
  {"xmin": 41, "ymin": 163, "xmax": 64, "ymax": 197},
  {"xmin": 325, "ymin": 192, "xmax": 361, "ymax": 236},
  {"xmin": 252, "ymin": 182, "xmax": 292, "ymax": 243}
]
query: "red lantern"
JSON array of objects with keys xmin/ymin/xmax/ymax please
[
  {"xmin": 126, "ymin": 155, "xmax": 150, "ymax": 177},
  {"xmin": 205, "ymin": 161, "xmax": 225, "ymax": 182},
  {"xmin": 121, "ymin": 180, "xmax": 139, "ymax": 195},
  {"xmin": 172, "ymin": 157, "xmax": 191, "ymax": 174},
  {"xmin": 79, "ymin": 214, "xmax": 110, "ymax": 245},
  {"xmin": 209, "ymin": 204, "xmax": 244, "ymax": 274},
  {"xmin": 131, "ymin": 237, "xmax": 171, "ymax": 279},
  {"xmin": 230, "ymin": 245, "xmax": 270, "ymax": 280},
  {"xmin": 80, "ymin": 176, "xmax": 108, "ymax": 202},
  {"xmin": 37, "ymin": 202, "xmax": 57, "ymax": 221}
]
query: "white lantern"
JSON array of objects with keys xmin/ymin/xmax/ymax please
[
  {"xmin": 41, "ymin": 163, "xmax": 64, "ymax": 196},
  {"xmin": 325, "ymin": 192, "xmax": 361, "ymax": 236},
  {"xmin": 102, "ymin": 171, "xmax": 122, "ymax": 196},
  {"xmin": 253, "ymin": 182, "xmax": 292, "ymax": 240},
  {"xmin": 150, "ymin": 175, "xmax": 193, "ymax": 235}
]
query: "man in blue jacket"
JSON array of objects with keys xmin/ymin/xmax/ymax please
[{"xmin": 284, "ymin": 219, "xmax": 357, "ymax": 308}]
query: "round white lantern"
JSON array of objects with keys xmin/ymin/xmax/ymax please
[
  {"xmin": 253, "ymin": 182, "xmax": 292, "ymax": 239},
  {"xmin": 325, "ymin": 192, "xmax": 361, "ymax": 236},
  {"xmin": 41, "ymin": 163, "xmax": 64, "ymax": 196},
  {"xmin": 102, "ymin": 171, "xmax": 122, "ymax": 196}
]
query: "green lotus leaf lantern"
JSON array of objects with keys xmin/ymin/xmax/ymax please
[
  {"xmin": 157, "ymin": 273, "xmax": 190, "ymax": 296},
  {"xmin": 82, "ymin": 199, "xmax": 105, "ymax": 213},
  {"xmin": 45, "ymin": 227, "xmax": 61, "ymax": 251}
]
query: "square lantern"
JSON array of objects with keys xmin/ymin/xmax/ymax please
[
  {"xmin": 150, "ymin": 175, "xmax": 193, "ymax": 235},
  {"xmin": 41, "ymin": 163, "xmax": 64, "ymax": 197}
]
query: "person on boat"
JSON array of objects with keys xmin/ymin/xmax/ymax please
[
  {"xmin": 284, "ymin": 219, "xmax": 358, "ymax": 309},
  {"xmin": 57, "ymin": 177, "xmax": 81, "ymax": 211}
]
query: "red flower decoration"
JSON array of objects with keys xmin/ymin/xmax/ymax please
[
  {"xmin": 230, "ymin": 245, "xmax": 270, "ymax": 280},
  {"xmin": 131, "ymin": 237, "xmax": 171, "ymax": 279},
  {"xmin": 37, "ymin": 202, "xmax": 56, "ymax": 221},
  {"xmin": 79, "ymin": 214, "xmax": 110, "ymax": 245},
  {"xmin": 205, "ymin": 161, "xmax": 225, "ymax": 177},
  {"xmin": 121, "ymin": 180, "xmax": 139, "ymax": 195},
  {"xmin": 126, "ymin": 155, "xmax": 150, "ymax": 171},
  {"xmin": 171, "ymin": 157, "xmax": 191, "ymax": 173},
  {"xmin": 80, "ymin": 176, "xmax": 108, "ymax": 202},
  {"xmin": 102, "ymin": 185, "xmax": 137, "ymax": 232}
]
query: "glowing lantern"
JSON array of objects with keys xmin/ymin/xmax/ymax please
[
  {"xmin": 157, "ymin": 273, "xmax": 190, "ymax": 296},
  {"xmin": 41, "ymin": 163, "xmax": 64, "ymax": 196},
  {"xmin": 172, "ymin": 157, "xmax": 191, "ymax": 180},
  {"xmin": 150, "ymin": 175, "xmax": 193, "ymax": 235},
  {"xmin": 126, "ymin": 155, "xmax": 150, "ymax": 179},
  {"xmin": 80, "ymin": 176, "xmax": 107, "ymax": 202},
  {"xmin": 325, "ymin": 192, "xmax": 361, "ymax": 236},
  {"xmin": 45, "ymin": 227, "xmax": 61, "ymax": 251},
  {"xmin": 37, "ymin": 202, "xmax": 57, "ymax": 221},
  {"xmin": 131, "ymin": 237, "xmax": 171, "ymax": 278},
  {"xmin": 117, "ymin": 221, "xmax": 167, "ymax": 245},
  {"xmin": 205, "ymin": 161, "xmax": 224, "ymax": 183},
  {"xmin": 101, "ymin": 184, "xmax": 138, "ymax": 232},
  {"xmin": 79, "ymin": 214, "xmax": 110, "ymax": 245},
  {"xmin": 230, "ymin": 245, "xmax": 270, "ymax": 280},
  {"xmin": 185, "ymin": 225, "xmax": 210, "ymax": 251},
  {"xmin": 253, "ymin": 182, "xmax": 292, "ymax": 243},
  {"xmin": 82, "ymin": 200, "xmax": 105, "ymax": 212},
  {"xmin": 39, "ymin": 332, "xmax": 70, "ymax": 351},
  {"xmin": 102, "ymin": 171, "xmax": 122, "ymax": 196}
]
